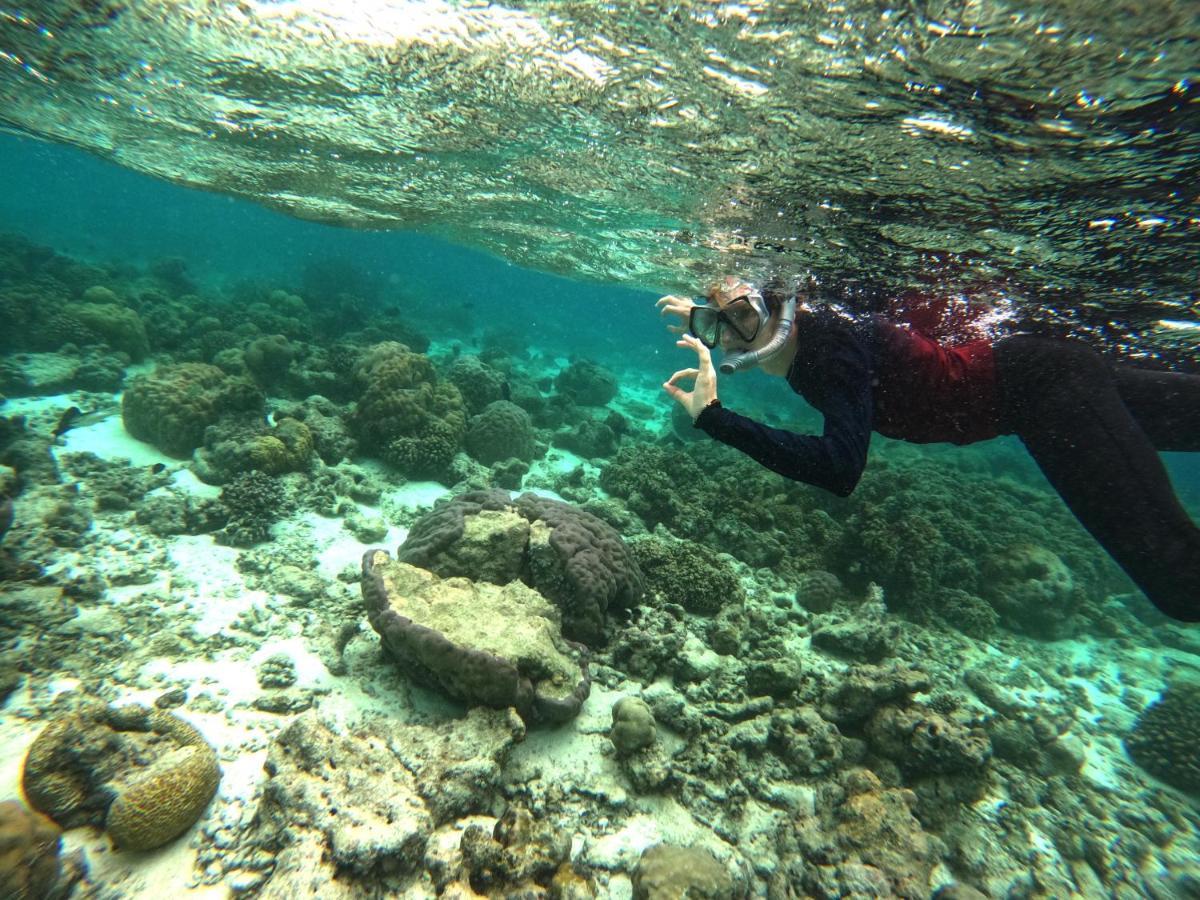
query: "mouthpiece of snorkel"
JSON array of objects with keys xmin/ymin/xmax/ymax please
[{"xmin": 719, "ymin": 296, "xmax": 798, "ymax": 374}]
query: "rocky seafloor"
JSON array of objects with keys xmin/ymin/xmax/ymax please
[{"xmin": 1, "ymin": 234, "xmax": 1199, "ymax": 899}]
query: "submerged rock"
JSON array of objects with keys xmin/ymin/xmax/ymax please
[
  {"xmin": 397, "ymin": 489, "xmax": 645, "ymax": 646},
  {"xmin": 362, "ymin": 551, "xmax": 590, "ymax": 724}
]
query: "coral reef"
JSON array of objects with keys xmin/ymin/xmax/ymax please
[
  {"xmin": 633, "ymin": 844, "xmax": 736, "ymax": 900},
  {"xmin": 362, "ymin": 551, "xmax": 591, "ymax": 723},
  {"xmin": 217, "ymin": 471, "xmax": 286, "ymax": 547},
  {"xmin": 1124, "ymin": 681, "xmax": 1200, "ymax": 795},
  {"xmin": 630, "ymin": 535, "xmax": 743, "ymax": 615},
  {"xmin": 609, "ymin": 697, "xmax": 656, "ymax": 757},
  {"xmin": 464, "ymin": 400, "xmax": 537, "ymax": 466},
  {"xmin": 554, "ymin": 359, "xmax": 618, "ymax": 406},
  {"xmin": 122, "ymin": 363, "xmax": 263, "ymax": 458},
  {"xmin": 447, "ymin": 355, "xmax": 507, "ymax": 415},
  {"xmin": 397, "ymin": 490, "xmax": 645, "ymax": 645},
  {"xmin": 22, "ymin": 700, "xmax": 220, "ymax": 851},
  {"xmin": 0, "ymin": 800, "xmax": 70, "ymax": 900},
  {"xmin": 349, "ymin": 342, "xmax": 466, "ymax": 478}
]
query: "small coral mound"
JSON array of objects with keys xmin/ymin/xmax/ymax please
[
  {"xmin": 609, "ymin": 697, "xmax": 656, "ymax": 756},
  {"xmin": 465, "ymin": 400, "xmax": 537, "ymax": 466},
  {"xmin": 458, "ymin": 806, "xmax": 580, "ymax": 895},
  {"xmin": 554, "ymin": 359, "xmax": 618, "ymax": 406},
  {"xmin": 362, "ymin": 551, "xmax": 591, "ymax": 724},
  {"xmin": 1124, "ymin": 681, "xmax": 1200, "ymax": 795},
  {"xmin": 794, "ymin": 570, "xmax": 848, "ymax": 613},
  {"xmin": 633, "ymin": 844, "xmax": 735, "ymax": 900},
  {"xmin": 0, "ymin": 799, "xmax": 64, "ymax": 900},
  {"xmin": 64, "ymin": 294, "xmax": 150, "ymax": 360},
  {"xmin": 448, "ymin": 355, "xmax": 507, "ymax": 415},
  {"xmin": 397, "ymin": 490, "xmax": 645, "ymax": 645},
  {"xmin": 22, "ymin": 700, "xmax": 221, "ymax": 852},
  {"xmin": 122, "ymin": 363, "xmax": 263, "ymax": 458},
  {"xmin": 982, "ymin": 543, "xmax": 1080, "ymax": 637},
  {"xmin": 630, "ymin": 536, "xmax": 743, "ymax": 615},
  {"xmin": 349, "ymin": 342, "xmax": 466, "ymax": 478},
  {"xmin": 217, "ymin": 470, "xmax": 286, "ymax": 546}
]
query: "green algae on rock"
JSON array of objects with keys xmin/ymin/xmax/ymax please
[
  {"xmin": 21, "ymin": 700, "xmax": 221, "ymax": 852},
  {"xmin": 361, "ymin": 550, "xmax": 590, "ymax": 724}
]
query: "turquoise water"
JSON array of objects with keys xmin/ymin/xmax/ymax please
[{"xmin": 2, "ymin": 7, "xmax": 1200, "ymax": 897}]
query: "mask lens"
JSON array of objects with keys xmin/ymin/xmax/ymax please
[
  {"xmin": 724, "ymin": 297, "xmax": 762, "ymax": 342},
  {"xmin": 689, "ymin": 306, "xmax": 722, "ymax": 348}
]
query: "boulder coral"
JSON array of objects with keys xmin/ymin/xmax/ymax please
[
  {"xmin": 553, "ymin": 359, "xmax": 618, "ymax": 406},
  {"xmin": 464, "ymin": 400, "xmax": 537, "ymax": 466},
  {"xmin": 630, "ymin": 535, "xmax": 743, "ymax": 615},
  {"xmin": 447, "ymin": 355, "xmax": 507, "ymax": 415},
  {"xmin": 362, "ymin": 551, "xmax": 591, "ymax": 724},
  {"xmin": 397, "ymin": 489, "xmax": 645, "ymax": 645},
  {"xmin": 349, "ymin": 342, "xmax": 466, "ymax": 478},
  {"xmin": 22, "ymin": 701, "xmax": 221, "ymax": 852},
  {"xmin": 122, "ymin": 363, "xmax": 263, "ymax": 458},
  {"xmin": 65, "ymin": 300, "xmax": 150, "ymax": 361},
  {"xmin": 1124, "ymin": 681, "xmax": 1200, "ymax": 795},
  {"xmin": 633, "ymin": 844, "xmax": 736, "ymax": 900}
]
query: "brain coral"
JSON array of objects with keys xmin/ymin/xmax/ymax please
[
  {"xmin": 349, "ymin": 342, "xmax": 466, "ymax": 476},
  {"xmin": 22, "ymin": 701, "xmax": 221, "ymax": 851},
  {"xmin": 1124, "ymin": 681, "xmax": 1200, "ymax": 795},
  {"xmin": 465, "ymin": 401, "xmax": 537, "ymax": 466},
  {"xmin": 362, "ymin": 550, "xmax": 590, "ymax": 723},
  {"xmin": 122, "ymin": 363, "xmax": 264, "ymax": 458},
  {"xmin": 397, "ymin": 489, "xmax": 644, "ymax": 645}
]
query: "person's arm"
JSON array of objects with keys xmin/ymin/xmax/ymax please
[{"xmin": 692, "ymin": 326, "xmax": 873, "ymax": 497}]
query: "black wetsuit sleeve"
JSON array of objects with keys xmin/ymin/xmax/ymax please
[{"xmin": 693, "ymin": 319, "xmax": 874, "ymax": 497}]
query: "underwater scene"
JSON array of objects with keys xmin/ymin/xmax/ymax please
[{"xmin": 1, "ymin": 2, "xmax": 1199, "ymax": 899}]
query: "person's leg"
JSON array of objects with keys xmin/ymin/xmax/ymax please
[
  {"xmin": 995, "ymin": 335, "xmax": 1200, "ymax": 621},
  {"xmin": 1113, "ymin": 365, "xmax": 1200, "ymax": 451}
]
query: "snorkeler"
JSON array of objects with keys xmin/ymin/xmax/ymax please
[{"xmin": 658, "ymin": 277, "xmax": 1200, "ymax": 623}]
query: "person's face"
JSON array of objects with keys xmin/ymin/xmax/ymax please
[{"xmin": 704, "ymin": 278, "xmax": 768, "ymax": 351}]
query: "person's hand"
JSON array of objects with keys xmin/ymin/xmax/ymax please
[
  {"xmin": 656, "ymin": 294, "xmax": 698, "ymax": 335},
  {"xmin": 663, "ymin": 334, "xmax": 718, "ymax": 421}
]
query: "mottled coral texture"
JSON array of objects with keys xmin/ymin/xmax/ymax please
[
  {"xmin": 22, "ymin": 701, "xmax": 220, "ymax": 851},
  {"xmin": 348, "ymin": 342, "xmax": 466, "ymax": 477},
  {"xmin": 361, "ymin": 550, "xmax": 590, "ymax": 723},
  {"xmin": 397, "ymin": 489, "xmax": 644, "ymax": 645},
  {"xmin": 122, "ymin": 362, "xmax": 263, "ymax": 457},
  {"xmin": 1124, "ymin": 681, "xmax": 1200, "ymax": 795}
]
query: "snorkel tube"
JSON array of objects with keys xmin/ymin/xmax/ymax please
[{"xmin": 719, "ymin": 296, "xmax": 798, "ymax": 374}]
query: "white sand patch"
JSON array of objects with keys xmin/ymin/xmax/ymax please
[
  {"xmin": 165, "ymin": 536, "xmax": 270, "ymax": 636},
  {"xmin": 59, "ymin": 404, "xmax": 173, "ymax": 468},
  {"xmin": 384, "ymin": 479, "xmax": 451, "ymax": 512},
  {"xmin": 169, "ymin": 468, "xmax": 221, "ymax": 500},
  {"xmin": 296, "ymin": 511, "xmax": 406, "ymax": 582}
]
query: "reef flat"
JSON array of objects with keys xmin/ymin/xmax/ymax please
[{"xmin": 1, "ymin": 235, "xmax": 1199, "ymax": 898}]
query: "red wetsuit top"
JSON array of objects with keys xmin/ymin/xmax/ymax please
[{"xmin": 694, "ymin": 307, "xmax": 1002, "ymax": 496}]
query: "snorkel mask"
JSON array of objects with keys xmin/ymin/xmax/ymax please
[{"xmin": 688, "ymin": 280, "xmax": 799, "ymax": 374}]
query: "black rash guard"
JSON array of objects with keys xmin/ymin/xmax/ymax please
[
  {"xmin": 693, "ymin": 308, "xmax": 1000, "ymax": 496},
  {"xmin": 690, "ymin": 308, "xmax": 1200, "ymax": 621}
]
